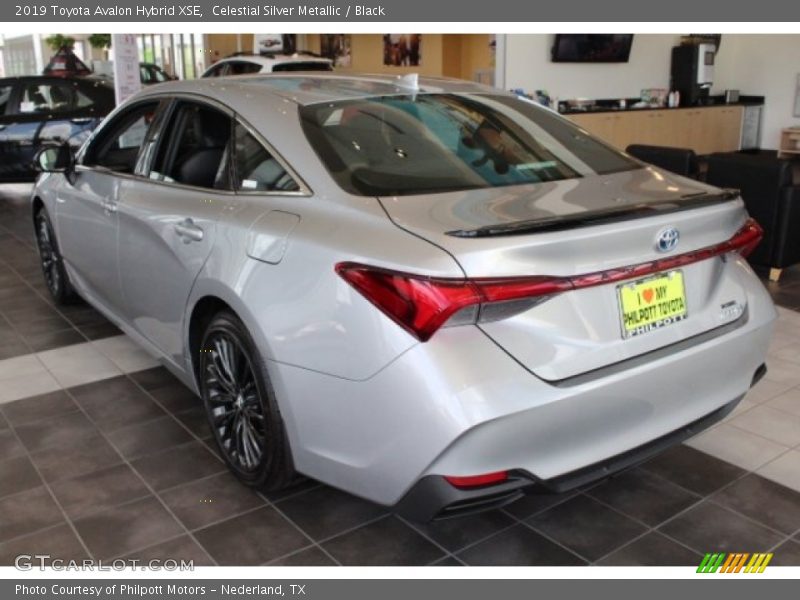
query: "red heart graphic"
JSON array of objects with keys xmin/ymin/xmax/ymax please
[{"xmin": 642, "ymin": 288, "xmax": 654, "ymax": 303}]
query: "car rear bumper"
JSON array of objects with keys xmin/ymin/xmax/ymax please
[
  {"xmin": 268, "ymin": 263, "xmax": 776, "ymax": 513},
  {"xmin": 394, "ymin": 387, "xmax": 756, "ymax": 521}
]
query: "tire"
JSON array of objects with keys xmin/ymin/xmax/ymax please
[
  {"xmin": 198, "ymin": 310, "xmax": 295, "ymax": 491},
  {"xmin": 34, "ymin": 208, "xmax": 79, "ymax": 305}
]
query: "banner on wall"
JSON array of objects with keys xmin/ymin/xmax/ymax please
[
  {"xmin": 111, "ymin": 33, "xmax": 141, "ymax": 105},
  {"xmin": 383, "ymin": 34, "xmax": 422, "ymax": 66}
]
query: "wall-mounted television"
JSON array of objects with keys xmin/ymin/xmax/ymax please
[{"xmin": 551, "ymin": 34, "xmax": 634, "ymax": 63}]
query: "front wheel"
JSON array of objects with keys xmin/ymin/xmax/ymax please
[
  {"xmin": 34, "ymin": 208, "xmax": 79, "ymax": 305},
  {"xmin": 199, "ymin": 311, "xmax": 295, "ymax": 490}
]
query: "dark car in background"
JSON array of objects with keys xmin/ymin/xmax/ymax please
[{"xmin": 0, "ymin": 75, "xmax": 115, "ymax": 182}]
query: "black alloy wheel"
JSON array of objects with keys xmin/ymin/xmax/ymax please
[
  {"xmin": 34, "ymin": 209, "xmax": 78, "ymax": 304},
  {"xmin": 199, "ymin": 311, "xmax": 294, "ymax": 489}
]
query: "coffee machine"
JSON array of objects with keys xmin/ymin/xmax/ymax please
[{"xmin": 670, "ymin": 43, "xmax": 716, "ymax": 106}]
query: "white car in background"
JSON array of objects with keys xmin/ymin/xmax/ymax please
[{"xmin": 202, "ymin": 52, "xmax": 333, "ymax": 77}]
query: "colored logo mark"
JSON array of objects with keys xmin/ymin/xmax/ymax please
[{"xmin": 697, "ymin": 552, "xmax": 773, "ymax": 573}]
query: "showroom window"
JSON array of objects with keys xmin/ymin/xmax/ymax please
[
  {"xmin": 83, "ymin": 101, "xmax": 161, "ymax": 173},
  {"xmin": 150, "ymin": 101, "xmax": 233, "ymax": 190},
  {"xmin": 233, "ymin": 122, "xmax": 299, "ymax": 192}
]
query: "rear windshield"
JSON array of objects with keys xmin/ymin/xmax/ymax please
[{"xmin": 299, "ymin": 93, "xmax": 639, "ymax": 196}]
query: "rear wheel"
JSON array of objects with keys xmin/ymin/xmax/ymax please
[
  {"xmin": 199, "ymin": 311, "xmax": 295, "ymax": 490},
  {"xmin": 34, "ymin": 208, "xmax": 79, "ymax": 305}
]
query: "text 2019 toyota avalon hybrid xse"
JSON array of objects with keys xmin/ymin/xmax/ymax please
[{"xmin": 30, "ymin": 74, "xmax": 775, "ymax": 520}]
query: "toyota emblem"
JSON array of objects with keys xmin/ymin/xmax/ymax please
[{"xmin": 656, "ymin": 227, "xmax": 680, "ymax": 253}]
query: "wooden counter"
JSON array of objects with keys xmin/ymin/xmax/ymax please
[{"xmin": 566, "ymin": 105, "xmax": 744, "ymax": 155}]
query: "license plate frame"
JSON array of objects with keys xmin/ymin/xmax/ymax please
[{"xmin": 617, "ymin": 270, "xmax": 688, "ymax": 339}]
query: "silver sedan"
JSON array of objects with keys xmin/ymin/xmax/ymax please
[{"xmin": 31, "ymin": 74, "xmax": 775, "ymax": 520}]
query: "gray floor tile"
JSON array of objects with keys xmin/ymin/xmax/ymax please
[
  {"xmin": 50, "ymin": 463, "xmax": 151, "ymax": 520},
  {"xmin": 14, "ymin": 411, "xmax": 99, "ymax": 454},
  {"xmin": 527, "ymin": 495, "xmax": 647, "ymax": 562},
  {"xmin": 147, "ymin": 382, "xmax": 200, "ymax": 413},
  {"xmin": 30, "ymin": 434, "xmax": 123, "ymax": 484},
  {"xmin": 457, "ymin": 524, "xmax": 586, "ymax": 566},
  {"xmin": 321, "ymin": 516, "xmax": 444, "ymax": 566},
  {"xmin": 276, "ymin": 485, "xmax": 387, "ymax": 541},
  {"xmin": 0, "ymin": 455, "xmax": 43, "ymax": 499},
  {"xmin": 24, "ymin": 329, "xmax": 86, "ymax": 352},
  {"xmin": 159, "ymin": 472, "xmax": 267, "ymax": 531},
  {"xmin": 413, "ymin": 509, "xmax": 516, "ymax": 553},
  {"xmin": 0, "ymin": 523, "xmax": 89, "ymax": 566},
  {"xmin": 586, "ymin": 468, "xmax": 701, "ymax": 526},
  {"xmin": 269, "ymin": 546, "xmax": 336, "ymax": 566},
  {"xmin": 659, "ymin": 501, "xmax": 785, "ymax": 554},
  {"xmin": 129, "ymin": 367, "xmax": 179, "ymax": 391},
  {"xmin": 194, "ymin": 506, "xmax": 308, "ymax": 566},
  {"xmin": 596, "ymin": 532, "xmax": 702, "ymax": 566},
  {"xmin": 0, "ymin": 486, "xmax": 64, "ymax": 543},
  {"xmin": 131, "ymin": 441, "xmax": 224, "ymax": 491},
  {"xmin": 71, "ymin": 376, "xmax": 167, "ymax": 432},
  {"xmin": 1, "ymin": 390, "xmax": 78, "ymax": 427},
  {"xmin": 119, "ymin": 535, "xmax": 215, "ymax": 566},
  {"xmin": 712, "ymin": 474, "xmax": 800, "ymax": 535},
  {"xmin": 770, "ymin": 540, "xmax": 800, "ymax": 566},
  {"xmin": 0, "ymin": 429, "xmax": 25, "ymax": 459},
  {"xmin": 641, "ymin": 445, "xmax": 746, "ymax": 495},
  {"xmin": 106, "ymin": 415, "xmax": 193, "ymax": 460},
  {"xmin": 73, "ymin": 496, "xmax": 184, "ymax": 560}
]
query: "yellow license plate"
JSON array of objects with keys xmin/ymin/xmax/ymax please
[{"xmin": 618, "ymin": 270, "xmax": 688, "ymax": 338}]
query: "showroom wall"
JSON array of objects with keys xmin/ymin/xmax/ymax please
[
  {"xmin": 502, "ymin": 34, "xmax": 681, "ymax": 100},
  {"xmin": 500, "ymin": 33, "xmax": 800, "ymax": 150},
  {"xmin": 713, "ymin": 35, "xmax": 800, "ymax": 150},
  {"xmin": 304, "ymin": 34, "xmax": 493, "ymax": 80}
]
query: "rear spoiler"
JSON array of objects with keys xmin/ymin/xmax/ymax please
[{"xmin": 445, "ymin": 189, "xmax": 741, "ymax": 238}]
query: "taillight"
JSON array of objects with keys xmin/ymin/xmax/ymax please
[
  {"xmin": 336, "ymin": 218, "xmax": 763, "ymax": 342},
  {"xmin": 444, "ymin": 471, "xmax": 509, "ymax": 489}
]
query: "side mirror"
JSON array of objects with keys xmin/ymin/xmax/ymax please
[{"xmin": 34, "ymin": 143, "xmax": 74, "ymax": 173}]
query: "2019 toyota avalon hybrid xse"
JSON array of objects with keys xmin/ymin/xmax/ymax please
[{"xmin": 31, "ymin": 74, "xmax": 775, "ymax": 520}]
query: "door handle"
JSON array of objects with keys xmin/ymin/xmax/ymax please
[
  {"xmin": 101, "ymin": 200, "xmax": 117, "ymax": 214},
  {"xmin": 174, "ymin": 218, "xmax": 204, "ymax": 243},
  {"xmin": 0, "ymin": 124, "xmax": 6, "ymax": 130}
]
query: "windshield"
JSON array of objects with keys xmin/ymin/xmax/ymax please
[{"xmin": 300, "ymin": 93, "xmax": 639, "ymax": 196}]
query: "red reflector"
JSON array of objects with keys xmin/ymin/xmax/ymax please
[
  {"xmin": 444, "ymin": 471, "xmax": 509, "ymax": 488},
  {"xmin": 336, "ymin": 218, "xmax": 763, "ymax": 342}
]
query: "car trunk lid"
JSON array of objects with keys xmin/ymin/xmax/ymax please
[{"xmin": 378, "ymin": 168, "xmax": 755, "ymax": 381}]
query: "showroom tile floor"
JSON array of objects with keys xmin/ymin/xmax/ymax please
[{"xmin": 2, "ymin": 184, "xmax": 800, "ymax": 566}]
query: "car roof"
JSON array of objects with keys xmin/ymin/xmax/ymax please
[{"xmin": 136, "ymin": 72, "xmax": 501, "ymax": 106}]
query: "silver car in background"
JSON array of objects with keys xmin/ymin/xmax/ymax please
[{"xmin": 31, "ymin": 74, "xmax": 775, "ymax": 520}]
